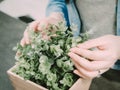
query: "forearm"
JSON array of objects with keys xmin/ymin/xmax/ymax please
[{"xmin": 46, "ymin": 0, "xmax": 70, "ymax": 26}]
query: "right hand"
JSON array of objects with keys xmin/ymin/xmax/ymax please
[
  {"xmin": 68, "ymin": 35, "xmax": 120, "ymax": 79},
  {"xmin": 20, "ymin": 12, "xmax": 64, "ymax": 46}
]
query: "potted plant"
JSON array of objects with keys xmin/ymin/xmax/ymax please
[{"xmin": 7, "ymin": 21, "xmax": 92, "ymax": 90}]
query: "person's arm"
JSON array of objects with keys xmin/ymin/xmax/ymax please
[
  {"xmin": 20, "ymin": 0, "xmax": 69, "ymax": 46},
  {"xmin": 46, "ymin": 0, "xmax": 70, "ymax": 26}
]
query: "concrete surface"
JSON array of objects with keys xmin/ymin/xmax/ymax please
[{"xmin": 0, "ymin": 11, "xmax": 27, "ymax": 90}]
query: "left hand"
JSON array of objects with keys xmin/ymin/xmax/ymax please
[
  {"xmin": 68, "ymin": 35, "xmax": 120, "ymax": 79},
  {"xmin": 20, "ymin": 12, "xmax": 64, "ymax": 46}
]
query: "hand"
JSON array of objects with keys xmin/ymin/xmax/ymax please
[
  {"xmin": 20, "ymin": 12, "xmax": 64, "ymax": 46},
  {"xmin": 68, "ymin": 35, "xmax": 120, "ymax": 79}
]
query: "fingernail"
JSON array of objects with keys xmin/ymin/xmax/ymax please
[
  {"xmin": 26, "ymin": 39, "xmax": 30, "ymax": 44},
  {"xmin": 68, "ymin": 52, "xmax": 71, "ymax": 56},
  {"xmin": 20, "ymin": 43, "xmax": 24, "ymax": 47},
  {"xmin": 70, "ymin": 48, "xmax": 75, "ymax": 51},
  {"xmin": 73, "ymin": 70, "xmax": 76, "ymax": 73},
  {"xmin": 70, "ymin": 47, "xmax": 78, "ymax": 52},
  {"xmin": 20, "ymin": 39, "xmax": 24, "ymax": 47},
  {"xmin": 73, "ymin": 70, "xmax": 78, "ymax": 75},
  {"xmin": 68, "ymin": 52, "xmax": 72, "ymax": 56}
]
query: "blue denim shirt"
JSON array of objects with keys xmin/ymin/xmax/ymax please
[{"xmin": 46, "ymin": 0, "xmax": 120, "ymax": 70}]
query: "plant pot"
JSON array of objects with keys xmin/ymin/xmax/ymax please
[{"xmin": 7, "ymin": 65, "xmax": 92, "ymax": 90}]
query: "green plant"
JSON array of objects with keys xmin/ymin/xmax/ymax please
[{"xmin": 13, "ymin": 21, "xmax": 87, "ymax": 90}]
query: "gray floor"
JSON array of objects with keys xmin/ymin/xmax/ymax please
[{"xmin": 0, "ymin": 11, "xmax": 27, "ymax": 90}]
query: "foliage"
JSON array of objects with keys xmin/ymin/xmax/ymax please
[{"xmin": 13, "ymin": 21, "xmax": 87, "ymax": 90}]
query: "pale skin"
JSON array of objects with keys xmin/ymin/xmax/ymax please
[
  {"xmin": 20, "ymin": 12, "xmax": 63, "ymax": 46},
  {"xmin": 68, "ymin": 35, "xmax": 120, "ymax": 79},
  {"xmin": 20, "ymin": 12, "xmax": 120, "ymax": 79}
]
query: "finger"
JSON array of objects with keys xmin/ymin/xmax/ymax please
[
  {"xmin": 68, "ymin": 52, "xmax": 92, "ymax": 70},
  {"xmin": 73, "ymin": 61, "xmax": 109, "ymax": 79},
  {"xmin": 77, "ymin": 37, "xmax": 106, "ymax": 49},
  {"xmin": 37, "ymin": 18, "xmax": 49, "ymax": 31},
  {"xmin": 73, "ymin": 62, "xmax": 98, "ymax": 79},
  {"xmin": 72, "ymin": 60, "xmax": 90, "ymax": 79},
  {"xmin": 20, "ymin": 38, "xmax": 25, "ymax": 47},
  {"xmin": 24, "ymin": 29, "xmax": 30, "ymax": 44},
  {"xmin": 29, "ymin": 20, "xmax": 40, "ymax": 31},
  {"xmin": 73, "ymin": 69, "xmax": 86, "ymax": 78},
  {"xmin": 68, "ymin": 52, "xmax": 112, "ymax": 71},
  {"xmin": 70, "ymin": 47, "xmax": 103, "ymax": 60},
  {"xmin": 74, "ymin": 68, "xmax": 109, "ymax": 79}
]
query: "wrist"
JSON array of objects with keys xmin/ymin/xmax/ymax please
[{"xmin": 49, "ymin": 12, "xmax": 64, "ymax": 21}]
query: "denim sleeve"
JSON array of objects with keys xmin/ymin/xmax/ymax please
[
  {"xmin": 117, "ymin": 0, "xmax": 120, "ymax": 36},
  {"xmin": 46, "ymin": 0, "xmax": 70, "ymax": 26}
]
